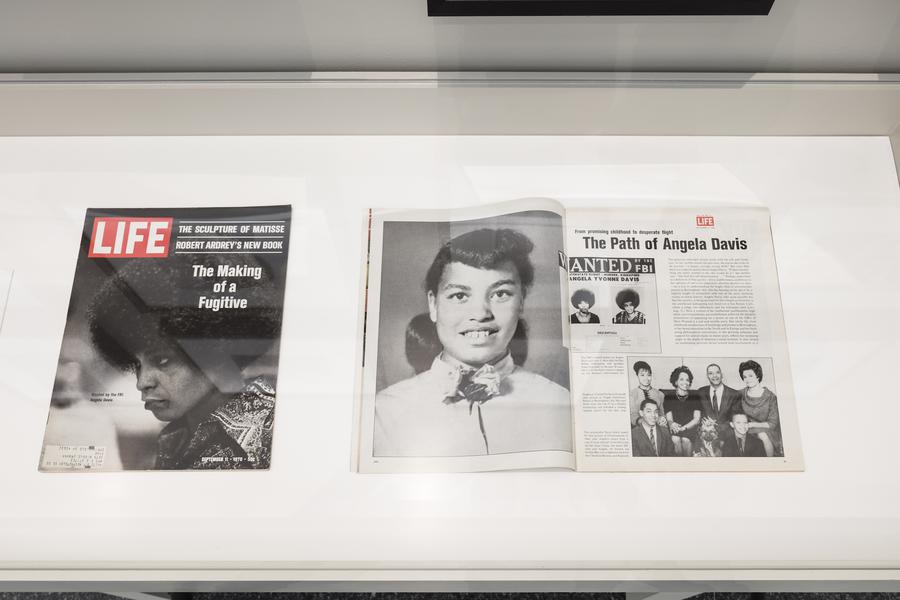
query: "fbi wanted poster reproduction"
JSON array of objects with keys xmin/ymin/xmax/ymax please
[{"xmin": 40, "ymin": 206, "xmax": 291, "ymax": 471}]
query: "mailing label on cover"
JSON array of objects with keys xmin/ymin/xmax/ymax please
[{"xmin": 41, "ymin": 445, "xmax": 107, "ymax": 470}]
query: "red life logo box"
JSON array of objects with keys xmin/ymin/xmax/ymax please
[
  {"xmin": 88, "ymin": 217, "xmax": 173, "ymax": 258},
  {"xmin": 695, "ymin": 215, "xmax": 715, "ymax": 228}
]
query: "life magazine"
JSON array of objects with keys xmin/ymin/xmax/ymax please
[
  {"xmin": 39, "ymin": 205, "xmax": 291, "ymax": 471},
  {"xmin": 354, "ymin": 199, "xmax": 803, "ymax": 472}
]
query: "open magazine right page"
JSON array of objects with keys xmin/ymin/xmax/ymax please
[{"xmin": 565, "ymin": 206, "xmax": 803, "ymax": 471}]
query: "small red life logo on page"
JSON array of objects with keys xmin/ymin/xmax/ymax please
[
  {"xmin": 696, "ymin": 215, "xmax": 715, "ymax": 227},
  {"xmin": 88, "ymin": 217, "xmax": 173, "ymax": 258}
]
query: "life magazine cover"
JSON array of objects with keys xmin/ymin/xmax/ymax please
[
  {"xmin": 354, "ymin": 199, "xmax": 803, "ymax": 473},
  {"xmin": 39, "ymin": 206, "xmax": 291, "ymax": 472}
]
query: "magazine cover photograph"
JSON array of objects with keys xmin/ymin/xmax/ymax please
[{"xmin": 39, "ymin": 205, "xmax": 291, "ymax": 472}]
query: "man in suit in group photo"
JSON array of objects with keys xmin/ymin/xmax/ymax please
[
  {"xmin": 721, "ymin": 412, "xmax": 766, "ymax": 457},
  {"xmin": 631, "ymin": 398, "xmax": 675, "ymax": 457},
  {"xmin": 697, "ymin": 363, "xmax": 743, "ymax": 436}
]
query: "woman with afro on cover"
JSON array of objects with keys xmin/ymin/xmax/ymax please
[{"xmin": 87, "ymin": 254, "xmax": 282, "ymax": 469}]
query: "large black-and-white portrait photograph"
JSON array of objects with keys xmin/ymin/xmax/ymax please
[
  {"xmin": 373, "ymin": 211, "xmax": 572, "ymax": 458},
  {"xmin": 627, "ymin": 356, "xmax": 782, "ymax": 459}
]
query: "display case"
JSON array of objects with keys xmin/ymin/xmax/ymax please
[{"xmin": 0, "ymin": 72, "xmax": 899, "ymax": 594}]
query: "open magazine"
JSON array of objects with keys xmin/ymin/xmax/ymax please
[
  {"xmin": 39, "ymin": 205, "xmax": 291, "ymax": 471},
  {"xmin": 354, "ymin": 199, "xmax": 803, "ymax": 472}
]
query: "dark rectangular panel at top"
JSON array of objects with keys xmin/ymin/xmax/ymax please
[{"xmin": 428, "ymin": 0, "xmax": 775, "ymax": 16}]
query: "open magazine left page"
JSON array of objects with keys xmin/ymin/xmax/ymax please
[
  {"xmin": 39, "ymin": 205, "xmax": 292, "ymax": 472},
  {"xmin": 355, "ymin": 199, "xmax": 576, "ymax": 473}
]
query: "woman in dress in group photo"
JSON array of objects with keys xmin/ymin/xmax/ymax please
[
  {"xmin": 374, "ymin": 227, "xmax": 572, "ymax": 458},
  {"xmin": 87, "ymin": 254, "xmax": 282, "ymax": 470},
  {"xmin": 738, "ymin": 359, "xmax": 781, "ymax": 457},
  {"xmin": 665, "ymin": 365, "xmax": 702, "ymax": 457}
]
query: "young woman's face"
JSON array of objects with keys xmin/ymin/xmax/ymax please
[
  {"xmin": 675, "ymin": 372, "xmax": 691, "ymax": 392},
  {"xmin": 623, "ymin": 301, "xmax": 635, "ymax": 314},
  {"xmin": 742, "ymin": 369, "xmax": 760, "ymax": 389},
  {"xmin": 134, "ymin": 345, "xmax": 216, "ymax": 421},
  {"xmin": 577, "ymin": 300, "xmax": 590, "ymax": 312},
  {"xmin": 428, "ymin": 260, "xmax": 524, "ymax": 367},
  {"xmin": 637, "ymin": 369, "xmax": 652, "ymax": 388}
]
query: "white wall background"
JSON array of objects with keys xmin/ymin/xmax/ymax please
[{"xmin": 0, "ymin": 0, "xmax": 898, "ymax": 73}]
